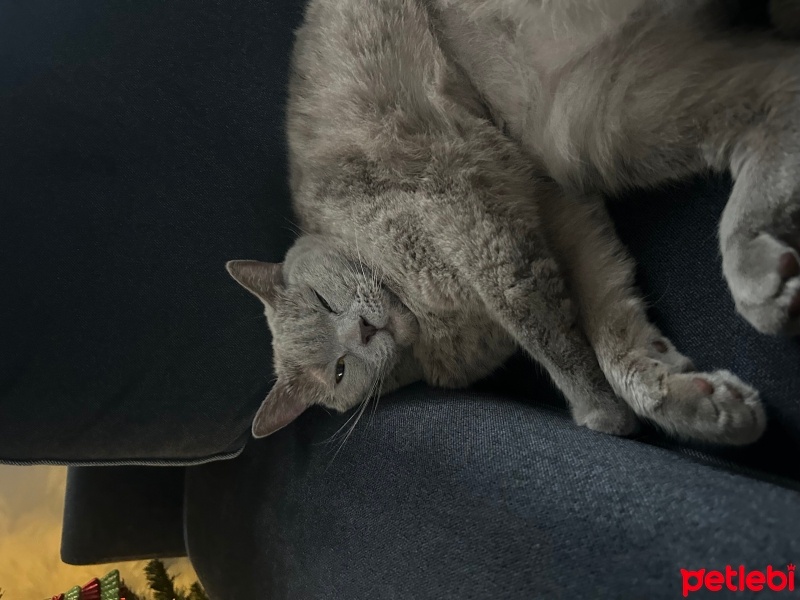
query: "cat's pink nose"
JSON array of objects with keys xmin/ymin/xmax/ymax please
[{"xmin": 359, "ymin": 316, "xmax": 378, "ymax": 345}]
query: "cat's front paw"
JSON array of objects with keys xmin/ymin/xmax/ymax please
[
  {"xmin": 724, "ymin": 232, "xmax": 800, "ymax": 335},
  {"xmin": 574, "ymin": 401, "xmax": 639, "ymax": 437},
  {"xmin": 656, "ymin": 370, "xmax": 766, "ymax": 446}
]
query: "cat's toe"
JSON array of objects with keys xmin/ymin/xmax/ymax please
[
  {"xmin": 658, "ymin": 370, "xmax": 766, "ymax": 446},
  {"xmin": 575, "ymin": 402, "xmax": 639, "ymax": 437},
  {"xmin": 724, "ymin": 232, "xmax": 800, "ymax": 335}
]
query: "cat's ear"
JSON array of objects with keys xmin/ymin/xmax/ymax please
[
  {"xmin": 252, "ymin": 377, "xmax": 315, "ymax": 438},
  {"xmin": 226, "ymin": 260, "xmax": 284, "ymax": 307}
]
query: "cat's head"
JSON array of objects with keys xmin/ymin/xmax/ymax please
[{"xmin": 227, "ymin": 235, "xmax": 418, "ymax": 438}]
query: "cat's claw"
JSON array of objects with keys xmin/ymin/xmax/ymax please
[
  {"xmin": 655, "ymin": 370, "xmax": 766, "ymax": 446},
  {"xmin": 725, "ymin": 232, "xmax": 800, "ymax": 336}
]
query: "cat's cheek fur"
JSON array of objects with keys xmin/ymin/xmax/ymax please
[{"xmin": 387, "ymin": 307, "xmax": 420, "ymax": 347}]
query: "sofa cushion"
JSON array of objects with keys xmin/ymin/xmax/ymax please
[
  {"xmin": 185, "ymin": 385, "xmax": 800, "ymax": 600},
  {"xmin": 0, "ymin": 0, "xmax": 305, "ymax": 463}
]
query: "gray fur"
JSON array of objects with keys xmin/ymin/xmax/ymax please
[{"xmin": 229, "ymin": 0, "xmax": 800, "ymax": 444}]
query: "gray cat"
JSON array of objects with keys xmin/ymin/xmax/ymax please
[{"xmin": 228, "ymin": 0, "xmax": 800, "ymax": 446}]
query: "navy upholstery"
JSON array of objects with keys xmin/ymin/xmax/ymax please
[
  {"xmin": 0, "ymin": 0, "xmax": 305, "ymax": 463},
  {"xmin": 185, "ymin": 386, "xmax": 800, "ymax": 600}
]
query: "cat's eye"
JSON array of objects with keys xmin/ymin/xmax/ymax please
[
  {"xmin": 314, "ymin": 289, "xmax": 335, "ymax": 313},
  {"xmin": 335, "ymin": 356, "xmax": 346, "ymax": 384}
]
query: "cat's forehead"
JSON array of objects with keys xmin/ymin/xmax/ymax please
[
  {"xmin": 286, "ymin": 235, "xmax": 346, "ymax": 267},
  {"xmin": 288, "ymin": 262, "xmax": 347, "ymax": 289},
  {"xmin": 283, "ymin": 235, "xmax": 364, "ymax": 285}
]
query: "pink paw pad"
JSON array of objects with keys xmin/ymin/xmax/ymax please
[{"xmin": 692, "ymin": 378, "xmax": 715, "ymax": 396}]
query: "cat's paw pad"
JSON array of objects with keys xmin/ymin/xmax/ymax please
[
  {"xmin": 648, "ymin": 338, "xmax": 694, "ymax": 372},
  {"xmin": 725, "ymin": 232, "xmax": 800, "ymax": 335},
  {"xmin": 575, "ymin": 402, "xmax": 639, "ymax": 437},
  {"xmin": 659, "ymin": 370, "xmax": 765, "ymax": 445}
]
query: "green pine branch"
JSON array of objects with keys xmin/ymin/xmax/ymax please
[
  {"xmin": 186, "ymin": 582, "xmax": 210, "ymax": 600},
  {"xmin": 144, "ymin": 559, "xmax": 209, "ymax": 600}
]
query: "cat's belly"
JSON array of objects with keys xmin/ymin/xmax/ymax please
[
  {"xmin": 431, "ymin": 0, "xmax": 647, "ymax": 184},
  {"xmin": 413, "ymin": 310, "xmax": 517, "ymax": 388},
  {"xmin": 433, "ymin": 2, "xmax": 642, "ymax": 113}
]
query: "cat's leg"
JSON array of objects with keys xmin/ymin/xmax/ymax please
[
  {"xmin": 684, "ymin": 51, "xmax": 800, "ymax": 336},
  {"xmin": 450, "ymin": 187, "xmax": 638, "ymax": 436},
  {"xmin": 539, "ymin": 17, "xmax": 800, "ymax": 335},
  {"xmin": 540, "ymin": 193, "xmax": 766, "ymax": 445},
  {"xmin": 721, "ymin": 140, "xmax": 800, "ymax": 335},
  {"xmin": 475, "ymin": 247, "xmax": 638, "ymax": 436}
]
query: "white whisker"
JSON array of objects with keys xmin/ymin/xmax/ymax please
[
  {"xmin": 368, "ymin": 364, "xmax": 388, "ymax": 426},
  {"xmin": 320, "ymin": 402, "xmax": 365, "ymax": 447},
  {"xmin": 327, "ymin": 393, "xmax": 372, "ymax": 466}
]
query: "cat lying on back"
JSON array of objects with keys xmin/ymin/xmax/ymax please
[{"xmin": 228, "ymin": 0, "xmax": 800, "ymax": 445}]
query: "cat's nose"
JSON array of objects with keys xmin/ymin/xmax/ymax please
[{"xmin": 359, "ymin": 316, "xmax": 378, "ymax": 345}]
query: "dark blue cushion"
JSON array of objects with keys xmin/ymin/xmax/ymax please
[
  {"xmin": 0, "ymin": 0, "xmax": 305, "ymax": 463},
  {"xmin": 185, "ymin": 385, "xmax": 800, "ymax": 599}
]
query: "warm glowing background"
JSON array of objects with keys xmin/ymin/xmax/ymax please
[{"xmin": 0, "ymin": 465, "xmax": 198, "ymax": 600}]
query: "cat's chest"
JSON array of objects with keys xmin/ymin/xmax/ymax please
[
  {"xmin": 373, "ymin": 221, "xmax": 517, "ymax": 386},
  {"xmin": 410, "ymin": 307, "xmax": 516, "ymax": 388}
]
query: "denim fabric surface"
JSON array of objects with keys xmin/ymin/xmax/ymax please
[
  {"xmin": 0, "ymin": 0, "xmax": 305, "ymax": 463},
  {"xmin": 186, "ymin": 386, "xmax": 800, "ymax": 600}
]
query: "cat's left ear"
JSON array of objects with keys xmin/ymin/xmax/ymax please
[
  {"xmin": 252, "ymin": 377, "xmax": 316, "ymax": 438},
  {"xmin": 226, "ymin": 260, "xmax": 284, "ymax": 307}
]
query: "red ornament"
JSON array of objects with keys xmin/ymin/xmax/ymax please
[{"xmin": 80, "ymin": 578, "xmax": 101, "ymax": 600}]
